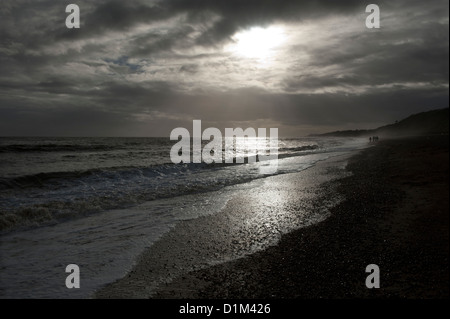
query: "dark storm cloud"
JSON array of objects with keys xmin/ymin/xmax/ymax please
[
  {"xmin": 41, "ymin": 0, "xmax": 368, "ymax": 66},
  {"xmin": 2, "ymin": 84, "xmax": 446, "ymax": 136},
  {"xmin": 177, "ymin": 0, "xmax": 363, "ymax": 45},
  {"xmin": 0, "ymin": 0, "xmax": 448, "ymax": 136},
  {"xmin": 280, "ymin": 5, "xmax": 448, "ymax": 94},
  {"xmin": 53, "ymin": 0, "xmax": 363, "ymax": 43},
  {"xmin": 129, "ymin": 25, "xmax": 197, "ymax": 57},
  {"xmin": 179, "ymin": 64, "xmax": 199, "ymax": 74},
  {"xmin": 0, "ymin": 104, "xmax": 138, "ymax": 137},
  {"xmin": 56, "ymin": 1, "xmax": 169, "ymax": 43}
]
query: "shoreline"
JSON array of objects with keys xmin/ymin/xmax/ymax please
[
  {"xmin": 94, "ymin": 151, "xmax": 357, "ymax": 298},
  {"xmin": 96, "ymin": 135, "xmax": 449, "ymax": 298}
]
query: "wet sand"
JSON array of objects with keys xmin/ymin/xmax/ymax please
[
  {"xmin": 95, "ymin": 151, "xmax": 355, "ymax": 298},
  {"xmin": 96, "ymin": 135, "xmax": 449, "ymax": 299}
]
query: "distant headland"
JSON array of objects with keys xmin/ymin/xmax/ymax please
[{"xmin": 311, "ymin": 107, "xmax": 449, "ymax": 137}]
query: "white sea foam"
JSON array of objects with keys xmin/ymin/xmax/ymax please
[{"xmin": 0, "ymin": 137, "xmax": 368, "ymax": 298}]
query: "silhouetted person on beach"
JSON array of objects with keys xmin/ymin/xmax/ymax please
[{"xmin": 369, "ymin": 137, "xmax": 372, "ymax": 143}]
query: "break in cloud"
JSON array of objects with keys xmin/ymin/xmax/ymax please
[{"xmin": 0, "ymin": 0, "xmax": 448, "ymax": 136}]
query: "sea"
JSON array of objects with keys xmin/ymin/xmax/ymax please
[{"xmin": 0, "ymin": 136, "xmax": 367, "ymax": 298}]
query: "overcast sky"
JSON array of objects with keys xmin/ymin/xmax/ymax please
[{"xmin": 0, "ymin": 0, "xmax": 448, "ymax": 137}]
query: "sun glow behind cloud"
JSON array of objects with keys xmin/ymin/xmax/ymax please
[
  {"xmin": 0, "ymin": 0, "xmax": 448, "ymax": 137},
  {"xmin": 228, "ymin": 26, "xmax": 287, "ymax": 63}
]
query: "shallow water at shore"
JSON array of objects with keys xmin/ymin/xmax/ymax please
[
  {"xmin": 1, "ymin": 137, "xmax": 366, "ymax": 298},
  {"xmin": 94, "ymin": 153, "xmax": 354, "ymax": 298},
  {"xmin": 150, "ymin": 136, "xmax": 449, "ymax": 299}
]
